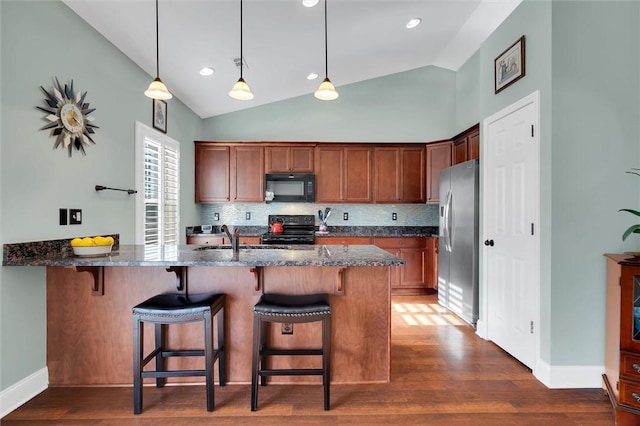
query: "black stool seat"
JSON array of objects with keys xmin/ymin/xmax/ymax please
[
  {"xmin": 251, "ymin": 293, "xmax": 331, "ymax": 411},
  {"xmin": 133, "ymin": 292, "xmax": 226, "ymax": 414}
]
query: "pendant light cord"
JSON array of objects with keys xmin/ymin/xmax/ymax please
[
  {"xmin": 155, "ymin": 0, "xmax": 160, "ymax": 78},
  {"xmin": 323, "ymin": 0, "xmax": 328, "ymax": 78},
  {"xmin": 240, "ymin": 0, "xmax": 244, "ymax": 79}
]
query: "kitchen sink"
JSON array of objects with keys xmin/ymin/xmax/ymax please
[{"xmin": 193, "ymin": 244, "xmax": 293, "ymax": 251}]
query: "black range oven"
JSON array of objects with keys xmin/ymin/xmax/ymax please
[{"xmin": 261, "ymin": 214, "xmax": 316, "ymax": 245}]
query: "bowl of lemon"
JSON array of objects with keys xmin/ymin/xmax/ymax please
[{"xmin": 70, "ymin": 236, "xmax": 114, "ymax": 257}]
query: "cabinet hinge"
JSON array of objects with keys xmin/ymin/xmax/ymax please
[
  {"xmin": 531, "ymin": 124, "xmax": 534, "ymax": 137},
  {"xmin": 531, "ymin": 223, "xmax": 534, "ymax": 236},
  {"xmin": 530, "ymin": 321, "xmax": 534, "ymax": 334}
]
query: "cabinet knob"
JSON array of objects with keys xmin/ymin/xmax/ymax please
[
  {"xmin": 633, "ymin": 392, "xmax": 640, "ymax": 403},
  {"xmin": 633, "ymin": 363, "xmax": 640, "ymax": 374}
]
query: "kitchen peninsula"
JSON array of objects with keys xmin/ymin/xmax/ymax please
[{"xmin": 3, "ymin": 242, "xmax": 404, "ymax": 386}]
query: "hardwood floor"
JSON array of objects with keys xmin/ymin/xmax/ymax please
[{"xmin": 2, "ymin": 295, "xmax": 614, "ymax": 425}]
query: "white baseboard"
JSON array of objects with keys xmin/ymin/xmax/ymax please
[
  {"xmin": 535, "ymin": 359, "xmax": 604, "ymax": 389},
  {"xmin": 0, "ymin": 367, "xmax": 48, "ymax": 418}
]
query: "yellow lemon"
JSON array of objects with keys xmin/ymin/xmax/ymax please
[
  {"xmin": 93, "ymin": 236, "xmax": 108, "ymax": 246},
  {"xmin": 105, "ymin": 236, "xmax": 114, "ymax": 245},
  {"xmin": 70, "ymin": 238, "xmax": 82, "ymax": 247},
  {"xmin": 81, "ymin": 237, "xmax": 95, "ymax": 247}
]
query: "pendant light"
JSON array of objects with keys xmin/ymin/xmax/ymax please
[
  {"xmin": 314, "ymin": 0, "xmax": 338, "ymax": 100},
  {"xmin": 229, "ymin": 0, "xmax": 254, "ymax": 100},
  {"xmin": 144, "ymin": 0, "xmax": 172, "ymax": 100}
]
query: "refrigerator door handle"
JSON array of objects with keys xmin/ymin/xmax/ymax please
[{"xmin": 444, "ymin": 190, "xmax": 453, "ymax": 252}]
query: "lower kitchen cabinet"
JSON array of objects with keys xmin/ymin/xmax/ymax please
[
  {"xmin": 318, "ymin": 236, "xmax": 437, "ymax": 294},
  {"xmin": 603, "ymin": 254, "xmax": 640, "ymax": 425}
]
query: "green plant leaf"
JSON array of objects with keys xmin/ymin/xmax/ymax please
[
  {"xmin": 622, "ymin": 224, "xmax": 640, "ymax": 241},
  {"xmin": 620, "ymin": 208, "xmax": 640, "ymax": 217}
]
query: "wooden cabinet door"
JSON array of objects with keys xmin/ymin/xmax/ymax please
[
  {"xmin": 231, "ymin": 146, "xmax": 264, "ymax": 202},
  {"xmin": 425, "ymin": 237, "xmax": 438, "ymax": 289},
  {"xmin": 426, "ymin": 141, "xmax": 452, "ymax": 204},
  {"xmin": 265, "ymin": 146, "xmax": 314, "ymax": 173},
  {"xmin": 195, "ymin": 144, "xmax": 230, "ymax": 203},
  {"xmin": 468, "ymin": 129, "xmax": 480, "ymax": 161},
  {"xmin": 453, "ymin": 136, "xmax": 468, "ymax": 165},
  {"xmin": 344, "ymin": 147, "xmax": 372, "ymax": 202},
  {"xmin": 401, "ymin": 147, "xmax": 425, "ymax": 202},
  {"xmin": 373, "ymin": 147, "xmax": 400, "ymax": 202},
  {"xmin": 290, "ymin": 146, "xmax": 314, "ymax": 172},
  {"xmin": 315, "ymin": 147, "xmax": 343, "ymax": 202},
  {"xmin": 400, "ymin": 248, "xmax": 426, "ymax": 288},
  {"xmin": 265, "ymin": 146, "xmax": 290, "ymax": 173}
]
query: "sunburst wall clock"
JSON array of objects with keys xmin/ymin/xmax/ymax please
[{"xmin": 36, "ymin": 77, "xmax": 99, "ymax": 156}]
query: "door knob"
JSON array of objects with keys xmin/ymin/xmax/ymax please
[{"xmin": 484, "ymin": 239, "xmax": 494, "ymax": 246}]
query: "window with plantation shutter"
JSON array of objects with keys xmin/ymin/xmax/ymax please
[{"xmin": 135, "ymin": 122, "xmax": 180, "ymax": 248}]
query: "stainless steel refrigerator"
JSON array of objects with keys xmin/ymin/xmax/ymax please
[{"xmin": 438, "ymin": 159, "xmax": 479, "ymax": 328}]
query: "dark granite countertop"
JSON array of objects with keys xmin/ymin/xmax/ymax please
[
  {"xmin": 186, "ymin": 226, "xmax": 438, "ymax": 238},
  {"xmin": 3, "ymin": 243, "xmax": 405, "ymax": 267}
]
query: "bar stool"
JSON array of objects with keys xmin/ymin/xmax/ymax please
[
  {"xmin": 251, "ymin": 293, "xmax": 331, "ymax": 411},
  {"xmin": 132, "ymin": 293, "xmax": 226, "ymax": 414}
]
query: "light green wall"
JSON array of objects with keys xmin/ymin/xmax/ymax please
[
  {"xmin": 549, "ymin": 1, "xmax": 640, "ymax": 364},
  {"xmin": 0, "ymin": 0, "xmax": 203, "ymax": 390},
  {"xmin": 200, "ymin": 66, "xmax": 456, "ymax": 142}
]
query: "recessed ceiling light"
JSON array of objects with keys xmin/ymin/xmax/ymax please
[
  {"xmin": 406, "ymin": 18, "xmax": 422, "ymax": 29},
  {"xmin": 307, "ymin": 72, "xmax": 319, "ymax": 80},
  {"xmin": 200, "ymin": 67, "xmax": 215, "ymax": 76},
  {"xmin": 302, "ymin": 0, "xmax": 319, "ymax": 7}
]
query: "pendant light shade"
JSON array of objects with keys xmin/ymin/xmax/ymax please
[
  {"xmin": 145, "ymin": 0, "xmax": 172, "ymax": 100},
  {"xmin": 229, "ymin": 0, "xmax": 253, "ymax": 100},
  {"xmin": 314, "ymin": 0, "xmax": 338, "ymax": 100}
]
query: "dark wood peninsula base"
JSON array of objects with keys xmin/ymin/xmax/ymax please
[{"xmin": 46, "ymin": 265, "xmax": 391, "ymax": 386}]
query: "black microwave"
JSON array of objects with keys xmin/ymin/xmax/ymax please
[{"xmin": 265, "ymin": 173, "xmax": 315, "ymax": 203}]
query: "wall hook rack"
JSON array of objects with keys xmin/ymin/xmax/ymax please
[{"xmin": 95, "ymin": 185, "xmax": 137, "ymax": 195}]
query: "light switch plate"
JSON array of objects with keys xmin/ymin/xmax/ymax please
[{"xmin": 70, "ymin": 209, "xmax": 82, "ymax": 225}]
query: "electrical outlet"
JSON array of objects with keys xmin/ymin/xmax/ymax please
[
  {"xmin": 392, "ymin": 212, "xmax": 397, "ymax": 221},
  {"xmin": 282, "ymin": 323, "xmax": 293, "ymax": 335},
  {"xmin": 214, "ymin": 212, "xmax": 220, "ymax": 221},
  {"xmin": 245, "ymin": 212, "xmax": 251, "ymax": 220},
  {"xmin": 69, "ymin": 209, "xmax": 82, "ymax": 225},
  {"xmin": 343, "ymin": 212, "xmax": 349, "ymax": 221},
  {"xmin": 59, "ymin": 208, "xmax": 68, "ymax": 225}
]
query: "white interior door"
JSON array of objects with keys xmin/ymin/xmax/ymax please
[{"xmin": 481, "ymin": 91, "xmax": 540, "ymax": 370}]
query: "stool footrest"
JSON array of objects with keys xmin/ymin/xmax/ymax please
[
  {"xmin": 142, "ymin": 369, "xmax": 206, "ymax": 379},
  {"xmin": 161, "ymin": 349, "xmax": 207, "ymax": 357},
  {"xmin": 262, "ymin": 348, "xmax": 322, "ymax": 356},
  {"xmin": 259, "ymin": 368, "xmax": 324, "ymax": 376}
]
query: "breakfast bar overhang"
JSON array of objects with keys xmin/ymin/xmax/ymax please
[{"xmin": 4, "ymin": 244, "xmax": 404, "ymax": 386}]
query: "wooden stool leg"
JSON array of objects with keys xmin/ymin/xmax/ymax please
[
  {"xmin": 323, "ymin": 315, "xmax": 331, "ymax": 410},
  {"xmin": 259, "ymin": 320, "xmax": 268, "ymax": 387},
  {"xmin": 251, "ymin": 314, "xmax": 261, "ymax": 411},
  {"xmin": 154, "ymin": 323, "xmax": 166, "ymax": 388},
  {"xmin": 132, "ymin": 315, "xmax": 143, "ymax": 414},
  {"xmin": 217, "ymin": 306, "xmax": 226, "ymax": 386},
  {"xmin": 204, "ymin": 311, "xmax": 214, "ymax": 412}
]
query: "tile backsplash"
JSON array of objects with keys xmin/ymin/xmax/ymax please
[{"xmin": 201, "ymin": 203, "xmax": 439, "ymax": 227}]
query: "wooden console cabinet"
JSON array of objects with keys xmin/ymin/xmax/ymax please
[{"xmin": 604, "ymin": 254, "xmax": 640, "ymax": 425}]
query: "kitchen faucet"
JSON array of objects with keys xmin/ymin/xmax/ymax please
[{"xmin": 221, "ymin": 225, "xmax": 240, "ymax": 252}]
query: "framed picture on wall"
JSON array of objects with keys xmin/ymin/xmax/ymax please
[
  {"xmin": 152, "ymin": 99, "xmax": 167, "ymax": 133},
  {"xmin": 494, "ymin": 35, "xmax": 526, "ymax": 94}
]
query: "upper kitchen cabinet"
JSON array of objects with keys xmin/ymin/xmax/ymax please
[
  {"xmin": 374, "ymin": 146, "xmax": 425, "ymax": 203},
  {"xmin": 231, "ymin": 145, "xmax": 264, "ymax": 202},
  {"xmin": 195, "ymin": 144, "xmax": 230, "ymax": 203},
  {"xmin": 453, "ymin": 124, "xmax": 480, "ymax": 165},
  {"xmin": 195, "ymin": 143, "xmax": 264, "ymax": 203},
  {"xmin": 265, "ymin": 145, "xmax": 314, "ymax": 173},
  {"xmin": 426, "ymin": 141, "xmax": 453, "ymax": 204},
  {"xmin": 315, "ymin": 146, "xmax": 372, "ymax": 203}
]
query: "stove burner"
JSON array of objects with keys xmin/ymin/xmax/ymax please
[{"xmin": 261, "ymin": 214, "xmax": 316, "ymax": 245}]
